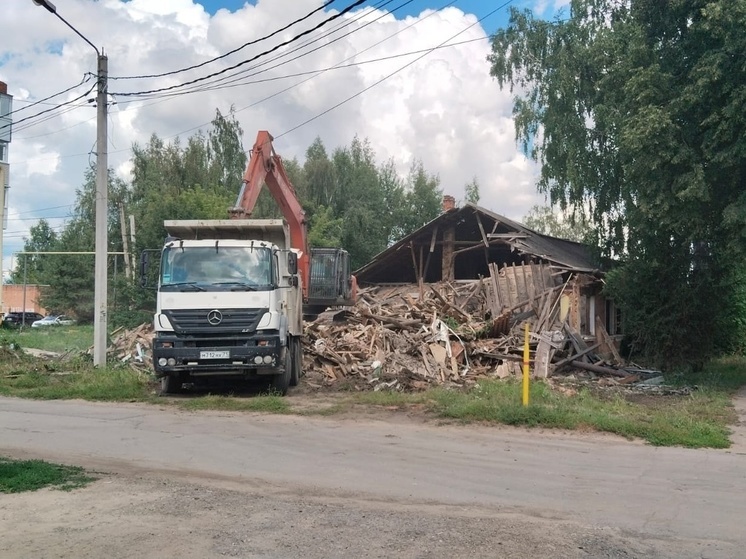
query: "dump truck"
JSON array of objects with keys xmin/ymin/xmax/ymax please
[
  {"xmin": 142, "ymin": 131, "xmax": 355, "ymax": 395},
  {"xmin": 142, "ymin": 218, "xmax": 303, "ymax": 395}
]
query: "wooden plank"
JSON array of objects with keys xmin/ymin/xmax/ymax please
[
  {"xmin": 534, "ymin": 337, "xmax": 554, "ymax": 378},
  {"xmin": 422, "ymin": 226, "xmax": 438, "ymax": 282},
  {"xmin": 554, "ymin": 342, "xmax": 602, "ymax": 370},
  {"xmin": 409, "ymin": 241, "xmax": 420, "ymax": 284},
  {"xmin": 595, "ymin": 316, "xmax": 623, "ymax": 364},
  {"xmin": 442, "ymin": 225, "xmax": 455, "ymax": 282},
  {"xmin": 569, "ymin": 360, "xmax": 630, "ymax": 378},
  {"xmin": 475, "ymin": 213, "xmax": 490, "ymax": 248},
  {"xmin": 489, "ymin": 263, "xmax": 502, "ymax": 315},
  {"xmin": 520, "ymin": 262, "xmax": 532, "ymax": 303}
]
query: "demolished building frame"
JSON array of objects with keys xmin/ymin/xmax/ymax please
[{"xmin": 354, "ymin": 199, "xmax": 619, "ymax": 338}]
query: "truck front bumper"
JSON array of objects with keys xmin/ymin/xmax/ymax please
[{"xmin": 152, "ymin": 332, "xmax": 284, "ymax": 376}]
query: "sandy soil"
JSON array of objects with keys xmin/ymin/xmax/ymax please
[{"xmin": 0, "ymin": 468, "xmax": 711, "ymax": 559}]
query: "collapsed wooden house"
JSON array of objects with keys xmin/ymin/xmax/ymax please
[
  {"xmin": 297, "ymin": 198, "xmax": 639, "ymax": 391},
  {"xmin": 355, "ymin": 197, "xmax": 619, "ymax": 338}
]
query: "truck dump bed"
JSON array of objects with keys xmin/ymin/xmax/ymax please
[{"xmin": 163, "ymin": 219, "xmax": 290, "ymax": 248}]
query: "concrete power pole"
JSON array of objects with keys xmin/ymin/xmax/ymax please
[
  {"xmin": 0, "ymin": 81, "xmax": 13, "ymax": 317},
  {"xmin": 33, "ymin": 0, "xmax": 109, "ymax": 366},
  {"xmin": 93, "ymin": 52, "xmax": 109, "ymax": 367}
]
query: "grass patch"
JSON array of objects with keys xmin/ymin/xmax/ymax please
[
  {"xmin": 0, "ymin": 358, "xmax": 151, "ymax": 402},
  {"xmin": 0, "ymin": 457, "xmax": 95, "ymax": 493},
  {"xmin": 354, "ymin": 391, "xmax": 426, "ymax": 407},
  {"xmin": 421, "ymin": 379, "xmax": 734, "ymax": 448},
  {"xmin": 177, "ymin": 394, "xmax": 290, "ymax": 413},
  {"xmin": 670, "ymin": 356, "xmax": 746, "ymax": 391},
  {"xmin": 3, "ymin": 325, "xmax": 95, "ymax": 354}
]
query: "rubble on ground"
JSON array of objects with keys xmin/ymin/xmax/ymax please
[
  {"xmin": 105, "ymin": 272, "xmax": 664, "ymax": 393},
  {"xmin": 302, "ymin": 276, "xmax": 659, "ymax": 392}
]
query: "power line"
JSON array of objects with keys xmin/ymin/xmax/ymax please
[
  {"xmin": 6, "ymin": 75, "xmax": 93, "ymax": 117},
  {"xmin": 110, "ymin": 0, "xmax": 368, "ymax": 98},
  {"xmin": 95, "ymin": 0, "xmax": 461, "ymax": 146},
  {"xmin": 109, "ymin": 1, "xmax": 337, "ymax": 81},
  {"xmin": 128, "ymin": 0, "xmax": 406, "ymax": 102},
  {"xmin": 127, "ymin": 36, "xmax": 482, "ymax": 103},
  {"xmin": 14, "ymin": 204, "xmax": 75, "ymax": 216},
  {"xmin": 276, "ymin": 0, "xmax": 512, "ymax": 140},
  {"xmin": 0, "ymin": 84, "xmax": 96, "ymax": 132},
  {"xmin": 15, "ymin": 112, "xmax": 97, "ymax": 140},
  {"xmin": 12, "ymin": 103, "xmax": 90, "ymax": 135},
  {"xmin": 11, "ymin": 0, "xmax": 468, "ymax": 165}
]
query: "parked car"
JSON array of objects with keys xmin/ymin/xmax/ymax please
[
  {"xmin": 3, "ymin": 312, "xmax": 45, "ymax": 328},
  {"xmin": 31, "ymin": 315, "xmax": 76, "ymax": 328}
]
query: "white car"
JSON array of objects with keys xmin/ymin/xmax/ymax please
[{"xmin": 31, "ymin": 315, "xmax": 76, "ymax": 328}]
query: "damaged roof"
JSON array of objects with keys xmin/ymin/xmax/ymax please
[{"xmin": 354, "ymin": 203, "xmax": 600, "ymax": 284}]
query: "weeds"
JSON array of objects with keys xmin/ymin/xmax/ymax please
[{"xmin": 0, "ymin": 457, "xmax": 95, "ymax": 493}]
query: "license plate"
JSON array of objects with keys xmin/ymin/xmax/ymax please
[{"xmin": 200, "ymin": 350, "xmax": 229, "ymax": 359}]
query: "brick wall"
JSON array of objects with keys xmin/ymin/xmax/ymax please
[{"xmin": 1, "ymin": 285, "xmax": 47, "ymax": 315}]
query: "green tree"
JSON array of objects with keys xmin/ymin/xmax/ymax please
[
  {"xmin": 464, "ymin": 176, "xmax": 480, "ymax": 205},
  {"xmin": 398, "ymin": 160, "xmax": 442, "ymax": 237},
  {"xmin": 11, "ymin": 220, "xmax": 58, "ymax": 285},
  {"xmin": 523, "ymin": 205, "xmax": 591, "ymax": 243},
  {"xmin": 489, "ymin": 0, "xmax": 746, "ymax": 366}
]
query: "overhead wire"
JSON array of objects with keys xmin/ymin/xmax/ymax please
[
  {"xmin": 103, "ymin": 0, "xmax": 460, "ymax": 143},
  {"xmin": 5, "ymin": 74, "xmax": 93, "ymax": 117},
  {"xmin": 0, "ymin": 84, "xmax": 96, "ymax": 133},
  {"xmin": 11, "ymin": 0, "xmax": 469, "ymax": 163},
  {"xmin": 12, "ymin": 104, "xmax": 90, "ymax": 135},
  {"xmin": 110, "ymin": 0, "xmax": 368, "ymax": 98},
  {"xmin": 109, "ymin": 1, "xmax": 337, "ymax": 81},
  {"xmin": 131, "ymin": 0, "xmax": 403, "ymax": 100},
  {"xmin": 275, "ymin": 0, "xmax": 512, "ymax": 140},
  {"xmin": 14, "ymin": 0, "xmax": 494, "ymax": 167}
]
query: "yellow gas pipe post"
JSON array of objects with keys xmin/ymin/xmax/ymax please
[{"xmin": 522, "ymin": 322, "xmax": 530, "ymax": 406}]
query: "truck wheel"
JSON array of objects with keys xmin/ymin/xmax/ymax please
[
  {"xmin": 159, "ymin": 374, "xmax": 182, "ymax": 396},
  {"xmin": 289, "ymin": 337, "xmax": 302, "ymax": 387},
  {"xmin": 271, "ymin": 349, "xmax": 292, "ymax": 395}
]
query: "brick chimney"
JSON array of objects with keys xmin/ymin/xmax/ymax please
[
  {"xmin": 0, "ymin": 82, "xmax": 7, "ymax": 95},
  {"xmin": 442, "ymin": 195, "xmax": 456, "ymax": 212}
]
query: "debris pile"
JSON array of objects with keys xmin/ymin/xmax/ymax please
[
  {"xmin": 107, "ymin": 323, "xmax": 154, "ymax": 371},
  {"xmin": 303, "ymin": 263, "xmax": 649, "ymax": 391}
]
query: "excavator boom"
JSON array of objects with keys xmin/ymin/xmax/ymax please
[{"xmin": 231, "ymin": 131, "xmax": 356, "ymax": 312}]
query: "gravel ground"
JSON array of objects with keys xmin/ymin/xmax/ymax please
[{"xmin": 0, "ymin": 471, "xmax": 726, "ymax": 559}]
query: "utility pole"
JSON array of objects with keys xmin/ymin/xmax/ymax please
[
  {"xmin": 33, "ymin": 0, "xmax": 109, "ymax": 366},
  {"xmin": 94, "ymin": 52, "xmax": 109, "ymax": 366},
  {"xmin": 0, "ymin": 81, "xmax": 13, "ymax": 317}
]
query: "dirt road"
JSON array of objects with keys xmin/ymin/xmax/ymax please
[{"xmin": 1, "ymin": 396, "xmax": 744, "ymax": 558}]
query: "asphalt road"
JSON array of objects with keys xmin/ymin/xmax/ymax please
[{"xmin": 2, "ymin": 397, "xmax": 745, "ymax": 558}]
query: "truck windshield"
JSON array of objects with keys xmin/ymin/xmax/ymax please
[{"xmin": 160, "ymin": 246, "xmax": 273, "ymax": 290}]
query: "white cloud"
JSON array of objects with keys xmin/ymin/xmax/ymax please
[{"xmin": 0, "ymin": 0, "xmax": 542, "ymax": 279}]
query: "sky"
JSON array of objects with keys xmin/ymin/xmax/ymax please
[{"xmin": 0, "ymin": 0, "xmax": 567, "ymax": 281}]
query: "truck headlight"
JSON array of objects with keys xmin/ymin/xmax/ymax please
[
  {"xmin": 263, "ymin": 355, "xmax": 273, "ymax": 364},
  {"xmin": 254, "ymin": 356, "xmax": 263, "ymax": 365}
]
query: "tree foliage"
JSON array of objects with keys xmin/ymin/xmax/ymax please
[
  {"xmin": 522, "ymin": 205, "xmax": 592, "ymax": 243},
  {"xmin": 490, "ymin": 0, "xmax": 746, "ymax": 366}
]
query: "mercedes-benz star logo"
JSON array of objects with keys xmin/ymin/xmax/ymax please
[{"xmin": 207, "ymin": 310, "xmax": 223, "ymax": 326}]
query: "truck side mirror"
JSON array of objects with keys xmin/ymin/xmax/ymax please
[
  {"xmin": 287, "ymin": 252, "xmax": 298, "ymax": 275},
  {"xmin": 140, "ymin": 251, "xmax": 150, "ymax": 287},
  {"xmin": 140, "ymin": 249, "xmax": 161, "ymax": 289}
]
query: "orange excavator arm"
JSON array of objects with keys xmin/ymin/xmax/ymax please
[{"xmin": 229, "ymin": 131, "xmax": 310, "ymax": 300}]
